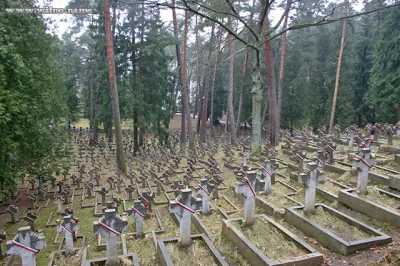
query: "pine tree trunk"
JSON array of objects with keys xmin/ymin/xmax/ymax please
[
  {"xmin": 210, "ymin": 27, "xmax": 223, "ymax": 136},
  {"xmin": 183, "ymin": 10, "xmax": 195, "ymax": 153},
  {"xmin": 194, "ymin": 15, "xmax": 200, "ymax": 119},
  {"xmin": 277, "ymin": 0, "xmax": 290, "ymax": 135},
  {"xmin": 171, "ymin": 0, "xmax": 186, "ymax": 146},
  {"xmin": 227, "ymin": 16, "xmax": 237, "ymax": 143},
  {"xmin": 236, "ymin": 51, "xmax": 249, "ymax": 133},
  {"xmin": 251, "ymin": 49, "xmax": 263, "ymax": 152},
  {"xmin": 200, "ymin": 24, "xmax": 216, "ymax": 143},
  {"xmin": 329, "ymin": 0, "xmax": 348, "ymax": 132},
  {"xmin": 104, "ymin": 0, "xmax": 126, "ymax": 172},
  {"xmin": 89, "ymin": 50, "xmax": 94, "ymax": 129},
  {"xmin": 261, "ymin": 5, "xmax": 278, "ymax": 146}
]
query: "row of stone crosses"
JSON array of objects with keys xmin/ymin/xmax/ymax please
[{"xmin": 4, "ymin": 120, "xmax": 397, "ymax": 266}]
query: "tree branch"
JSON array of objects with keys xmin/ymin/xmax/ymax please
[{"xmin": 266, "ymin": 2, "xmax": 400, "ymax": 42}]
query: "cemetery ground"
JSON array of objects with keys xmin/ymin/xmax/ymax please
[{"xmin": 0, "ymin": 123, "xmax": 400, "ymax": 265}]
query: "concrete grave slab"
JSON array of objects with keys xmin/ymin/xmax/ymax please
[{"xmin": 285, "ymin": 204, "xmax": 392, "ymax": 255}]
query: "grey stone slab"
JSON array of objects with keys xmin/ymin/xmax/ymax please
[
  {"xmin": 285, "ymin": 204, "xmax": 392, "ymax": 255},
  {"xmin": 338, "ymin": 188, "xmax": 400, "ymax": 227},
  {"xmin": 156, "ymin": 234, "xmax": 228, "ymax": 266},
  {"xmin": 221, "ymin": 215, "xmax": 323, "ymax": 266}
]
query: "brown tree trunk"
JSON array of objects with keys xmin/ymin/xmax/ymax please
[
  {"xmin": 104, "ymin": 0, "xmax": 126, "ymax": 172},
  {"xmin": 183, "ymin": 10, "xmax": 195, "ymax": 153},
  {"xmin": 194, "ymin": 15, "xmax": 201, "ymax": 119},
  {"xmin": 200, "ymin": 24, "xmax": 216, "ymax": 143},
  {"xmin": 329, "ymin": 0, "xmax": 348, "ymax": 132},
  {"xmin": 93, "ymin": 81, "xmax": 100, "ymax": 143},
  {"xmin": 236, "ymin": 50, "xmax": 249, "ymax": 132},
  {"xmin": 227, "ymin": 16, "xmax": 237, "ymax": 143},
  {"xmin": 210, "ymin": 27, "xmax": 223, "ymax": 137},
  {"xmin": 277, "ymin": 0, "xmax": 290, "ymax": 134},
  {"xmin": 171, "ymin": 0, "xmax": 186, "ymax": 146},
  {"xmin": 261, "ymin": 2, "xmax": 278, "ymax": 146},
  {"xmin": 89, "ymin": 50, "xmax": 94, "ymax": 129}
]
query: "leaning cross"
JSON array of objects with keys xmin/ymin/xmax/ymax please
[
  {"xmin": 93, "ymin": 209, "xmax": 128, "ymax": 266},
  {"xmin": 6, "ymin": 226, "xmax": 46, "ymax": 266},
  {"xmin": 169, "ymin": 189, "xmax": 202, "ymax": 248},
  {"xmin": 127, "ymin": 199, "xmax": 149, "ymax": 238},
  {"xmin": 56, "ymin": 215, "xmax": 79, "ymax": 256},
  {"xmin": 194, "ymin": 179, "xmax": 215, "ymax": 215},
  {"xmin": 298, "ymin": 162, "xmax": 325, "ymax": 215}
]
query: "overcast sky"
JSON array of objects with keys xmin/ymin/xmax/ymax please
[{"xmin": 39, "ymin": 0, "xmax": 364, "ymax": 39}]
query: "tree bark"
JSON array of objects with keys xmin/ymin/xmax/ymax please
[
  {"xmin": 261, "ymin": 2, "xmax": 278, "ymax": 146},
  {"xmin": 329, "ymin": 0, "xmax": 348, "ymax": 132},
  {"xmin": 210, "ymin": 27, "xmax": 223, "ymax": 137},
  {"xmin": 227, "ymin": 16, "xmax": 237, "ymax": 143},
  {"xmin": 277, "ymin": 0, "xmax": 290, "ymax": 135},
  {"xmin": 200, "ymin": 24, "xmax": 216, "ymax": 143},
  {"xmin": 194, "ymin": 15, "xmax": 201, "ymax": 119},
  {"xmin": 171, "ymin": 0, "xmax": 186, "ymax": 146},
  {"xmin": 89, "ymin": 50, "xmax": 94, "ymax": 129},
  {"xmin": 183, "ymin": 10, "xmax": 195, "ymax": 153},
  {"xmin": 104, "ymin": 0, "xmax": 126, "ymax": 172}
]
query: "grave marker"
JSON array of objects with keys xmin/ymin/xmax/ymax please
[
  {"xmin": 93, "ymin": 209, "xmax": 128, "ymax": 266},
  {"xmin": 6, "ymin": 226, "xmax": 46, "ymax": 266}
]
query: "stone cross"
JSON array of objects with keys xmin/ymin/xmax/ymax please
[
  {"xmin": 29, "ymin": 178, "xmax": 36, "ymax": 190},
  {"xmin": 125, "ymin": 184, "xmax": 135, "ymax": 201},
  {"xmin": 127, "ymin": 199, "xmax": 149, "ymax": 238},
  {"xmin": 62, "ymin": 170, "xmax": 68, "ymax": 181},
  {"xmin": 140, "ymin": 192, "xmax": 155, "ymax": 213},
  {"xmin": 62, "ymin": 187, "xmax": 70, "ymax": 204},
  {"xmin": 57, "ymin": 181, "xmax": 64, "ymax": 193},
  {"xmin": 85, "ymin": 181, "xmax": 94, "ymax": 198},
  {"xmin": 23, "ymin": 212, "xmax": 38, "ymax": 232},
  {"xmin": 352, "ymin": 148, "xmax": 375, "ymax": 195},
  {"xmin": 37, "ymin": 186, "xmax": 46, "ymax": 201},
  {"xmin": 325, "ymin": 143, "xmax": 336, "ymax": 164},
  {"xmin": 6, "ymin": 226, "xmax": 46, "ymax": 266},
  {"xmin": 28, "ymin": 194, "xmax": 37, "ymax": 210},
  {"xmin": 169, "ymin": 189, "xmax": 202, "ymax": 248},
  {"xmin": 313, "ymin": 150, "xmax": 325, "ymax": 170},
  {"xmin": 234, "ymin": 170, "xmax": 264, "ymax": 226},
  {"xmin": 298, "ymin": 162, "xmax": 325, "ymax": 215},
  {"xmin": 0, "ymin": 229, "xmax": 6, "ymax": 259},
  {"xmin": 386, "ymin": 125, "xmax": 394, "ymax": 145},
  {"xmin": 98, "ymin": 185, "xmax": 108, "ymax": 204},
  {"xmin": 94, "ymin": 174, "xmax": 101, "ymax": 186},
  {"xmin": 93, "ymin": 209, "xmax": 128, "ymax": 266},
  {"xmin": 114, "ymin": 180, "xmax": 122, "ymax": 193},
  {"xmin": 154, "ymin": 177, "xmax": 164, "ymax": 195},
  {"xmin": 7, "ymin": 205, "xmax": 18, "ymax": 223},
  {"xmin": 294, "ymin": 153, "xmax": 305, "ymax": 173},
  {"xmin": 107, "ymin": 177, "xmax": 114, "ymax": 190},
  {"xmin": 194, "ymin": 179, "xmax": 215, "ymax": 214},
  {"xmin": 259, "ymin": 160, "xmax": 279, "ymax": 195},
  {"xmin": 54, "ymin": 197, "xmax": 63, "ymax": 213},
  {"xmin": 56, "ymin": 215, "xmax": 79, "ymax": 256}
]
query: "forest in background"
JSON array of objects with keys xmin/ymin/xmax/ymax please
[{"xmin": 0, "ymin": 0, "xmax": 399, "ymax": 193}]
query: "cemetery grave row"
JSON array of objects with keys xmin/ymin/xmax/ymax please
[{"xmin": 0, "ymin": 122, "xmax": 399, "ymax": 265}]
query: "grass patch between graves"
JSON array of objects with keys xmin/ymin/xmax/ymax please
[
  {"xmin": 166, "ymin": 239, "xmax": 217, "ymax": 266},
  {"xmin": 232, "ymin": 217, "xmax": 308, "ymax": 261},
  {"xmin": 298, "ymin": 206, "xmax": 372, "ymax": 242}
]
